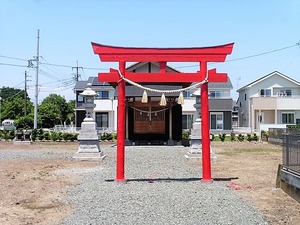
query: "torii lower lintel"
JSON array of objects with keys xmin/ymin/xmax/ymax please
[{"xmin": 98, "ymin": 68, "xmax": 228, "ymax": 83}]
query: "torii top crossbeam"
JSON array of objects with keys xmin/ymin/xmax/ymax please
[
  {"xmin": 92, "ymin": 42, "xmax": 234, "ymax": 182},
  {"xmin": 92, "ymin": 42, "xmax": 234, "ymax": 62},
  {"xmin": 92, "ymin": 42, "xmax": 234, "ymax": 83}
]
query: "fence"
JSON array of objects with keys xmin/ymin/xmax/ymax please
[
  {"xmin": 282, "ymin": 133, "xmax": 300, "ymax": 174},
  {"xmin": 268, "ymin": 128, "xmax": 285, "ymax": 144}
]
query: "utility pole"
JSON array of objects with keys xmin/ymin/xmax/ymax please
[
  {"xmin": 24, "ymin": 71, "xmax": 31, "ymax": 116},
  {"xmin": 27, "ymin": 30, "xmax": 40, "ymax": 128},
  {"xmin": 25, "ymin": 71, "xmax": 27, "ymax": 116},
  {"xmin": 72, "ymin": 61, "xmax": 82, "ymax": 81},
  {"xmin": 34, "ymin": 29, "xmax": 40, "ymax": 129}
]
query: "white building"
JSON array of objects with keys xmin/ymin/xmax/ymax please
[{"xmin": 237, "ymin": 71, "xmax": 300, "ymax": 132}]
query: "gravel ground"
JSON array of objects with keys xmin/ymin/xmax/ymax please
[
  {"xmin": 59, "ymin": 146, "xmax": 267, "ymax": 225},
  {"xmin": 0, "ymin": 149, "xmax": 73, "ymax": 160}
]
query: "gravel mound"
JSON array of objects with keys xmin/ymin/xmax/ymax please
[{"xmin": 60, "ymin": 146, "xmax": 267, "ymax": 225}]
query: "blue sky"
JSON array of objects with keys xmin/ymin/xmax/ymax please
[{"xmin": 1, "ymin": 0, "xmax": 299, "ymax": 101}]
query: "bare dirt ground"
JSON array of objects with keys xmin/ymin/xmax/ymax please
[
  {"xmin": 0, "ymin": 141, "xmax": 299, "ymax": 225},
  {"xmin": 0, "ymin": 141, "xmax": 99, "ymax": 225},
  {"xmin": 210, "ymin": 142, "xmax": 300, "ymax": 225}
]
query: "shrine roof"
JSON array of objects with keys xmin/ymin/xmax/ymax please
[
  {"xmin": 126, "ymin": 62, "xmax": 181, "ymax": 73},
  {"xmin": 209, "ymin": 78, "xmax": 233, "ymax": 89},
  {"xmin": 74, "ymin": 77, "xmax": 111, "ymax": 90}
]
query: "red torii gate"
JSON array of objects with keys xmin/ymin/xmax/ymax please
[{"xmin": 92, "ymin": 42, "xmax": 234, "ymax": 182}]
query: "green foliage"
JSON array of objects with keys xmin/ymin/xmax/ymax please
[
  {"xmin": 219, "ymin": 133, "xmax": 226, "ymax": 142},
  {"xmin": 31, "ymin": 129, "xmax": 38, "ymax": 141},
  {"xmin": 62, "ymin": 132, "xmax": 77, "ymax": 141},
  {"xmin": 182, "ymin": 130, "xmax": 190, "ymax": 139},
  {"xmin": 37, "ymin": 128, "xmax": 45, "ymax": 141},
  {"xmin": 287, "ymin": 124, "xmax": 300, "ymax": 129},
  {"xmin": 38, "ymin": 94, "xmax": 75, "ymax": 128},
  {"xmin": 0, "ymin": 129, "xmax": 15, "ymax": 140},
  {"xmin": 237, "ymin": 134, "xmax": 244, "ymax": 142},
  {"xmin": 14, "ymin": 115, "xmax": 34, "ymax": 129},
  {"xmin": 230, "ymin": 131, "xmax": 236, "ymax": 142},
  {"xmin": 101, "ymin": 132, "xmax": 116, "ymax": 141},
  {"xmin": 252, "ymin": 133, "xmax": 259, "ymax": 141},
  {"xmin": 247, "ymin": 134, "xmax": 252, "ymax": 142},
  {"xmin": 261, "ymin": 130, "xmax": 269, "ymax": 141},
  {"xmin": 0, "ymin": 87, "xmax": 33, "ymax": 122},
  {"xmin": 50, "ymin": 132, "xmax": 59, "ymax": 141},
  {"xmin": 44, "ymin": 132, "xmax": 50, "ymax": 141},
  {"xmin": 70, "ymin": 133, "xmax": 78, "ymax": 141}
]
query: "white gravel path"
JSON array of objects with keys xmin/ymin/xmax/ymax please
[{"xmin": 59, "ymin": 145, "xmax": 267, "ymax": 225}]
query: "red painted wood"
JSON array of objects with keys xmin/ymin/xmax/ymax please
[
  {"xmin": 94, "ymin": 54, "xmax": 229, "ymax": 62},
  {"xmin": 115, "ymin": 61, "xmax": 126, "ymax": 182},
  {"xmin": 159, "ymin": 62, "xmax": 166, "ymax": 73},
  {"xmin": 200, "ymin": 62, "xmax": 212, "ymax": 182},
  {"xmin": 92, "ymin": 42, "xmax": 234, "ymax": 62},
  {"xmin": 98, "ymin": 69, "xmax": 227, "ymax": 83}
]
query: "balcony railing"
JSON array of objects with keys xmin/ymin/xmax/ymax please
[{"xmin": 252, "ymin": 95, "xmax": 300, "ymax": 110}]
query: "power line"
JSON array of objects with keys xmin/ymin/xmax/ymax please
[
  {"xmin": 1, "ymin": 42, "xmax": 299, "ymax": 70},
  {"xmin": 175, "ymin": 42, "xmax": 300, "ymax": 69},
  {"xmin": 40, "ymin": 56, "xmax": 70, "ymax": 78},
  {"xmin": 0, "ymin": 62, "xmax": 28, "ymax": 68},
  {"xmin": 0, "ymin": 55, "xmax": 28, "ymax": 61}
]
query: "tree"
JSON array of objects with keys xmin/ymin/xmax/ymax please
[
  {"xmin": 0, "ymin": 87, "xmax": 33, "ymax": 124},
  {"xmin": 14, "ymin": 115, "xmax": 34, "ymax": 129},
  {"xmin": 38, "ymin": 94, "xmax": 72, "ymax": 128},
  {"xmin": 66, "ymin": 100, "xmax": 75, "ymax": 125}
]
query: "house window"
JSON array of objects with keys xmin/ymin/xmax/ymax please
[
  {"xmin": 244, "ymin": 94, "xmax": 247, "ymax": 101},
  {"xmin": 96, "ymin": 112, "xmax": 109, "ymax": 128},
  {"xmin": 281, "ymin": 112, "xmax": 294, "ymax": 124},
  {"xmin": 95, "ymin": 91, "xmax": 109, "ymax": 99},
  {"xmin": 260, "ymin": 89, "xmax": 271, "ymax": 97},
  {"xmin": 183, "ymin": 91, "xmax": 192, "ymax": 99},
  {"xmin": 182, "ymin": 114, "xmax": 193, "ymax": 129},
  {"xmin": 210, "ymin": 112, "xmax": 223, "ymax": 130},
  {"xmin": 210, "ymin": 90, "xmax": 222, "ymax": 99},
  {"xmin": 77, "ymin": 92, "xmax": 84, "ymax": 102},
  {"xmin": 278, "ymin": 90, "xmax": 292, "ymax": 97}
]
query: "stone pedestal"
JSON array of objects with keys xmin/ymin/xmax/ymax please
[
  {"xmin": 74, "ymin": 119, "xmax": 105, "ymax": 160},
  {"xmin": 185, "ymin": 119, "xmax": 216, "ymax": 160},
  {"xmin": 74, "ymin": 83, "xmax": 105, "ymax": 160}
]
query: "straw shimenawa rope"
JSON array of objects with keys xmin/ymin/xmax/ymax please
[{"xmin": 116, "ymin": 69, "xmax": 208, "ymax": 94}]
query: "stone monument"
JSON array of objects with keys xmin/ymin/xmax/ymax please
[
  {"xmin": 185, "ymin": 89, "xmax": 216, "ymax": 160},
  {"xmin": 73, "ymin": 83, "xmax": 105, "ymax": 160}
]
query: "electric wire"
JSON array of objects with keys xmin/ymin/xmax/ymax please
[
  {"xmin": 0, "ymin": 62, "xmax": 28, "ymax": 68},
  {"xmin": 175, "ymin": 43, "xmax": 300, "ymax": 69},
  {"xmin": 1, "ymin": 42, "xmax": 299, "ymax": 71}
]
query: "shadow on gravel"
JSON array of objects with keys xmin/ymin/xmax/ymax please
[{"xmin": 105, "ymin": 177, "xmax": 238, "ymax": 183}]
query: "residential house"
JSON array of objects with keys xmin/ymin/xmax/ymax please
[
  {"xmin": 237, "ymin": 71, "xmax": 300, "ymax": 132},
  {"xmin": 74, "ymin": 77, "xmax": 117, "ymax": 132},
  {"xmin": 74, "ymin": 62, "xmax": 234, "ymax": 143}
]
